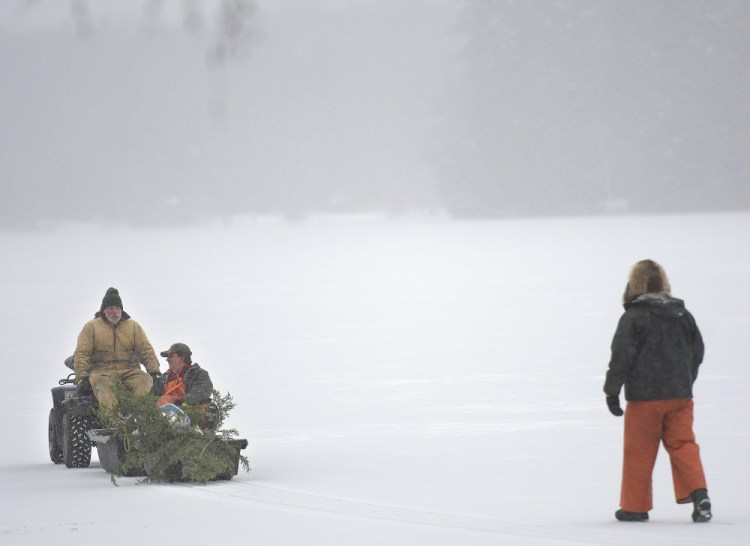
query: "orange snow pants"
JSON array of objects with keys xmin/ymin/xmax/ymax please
[{"xmin": 620, "ymin": 398, "xmax": 707, "ymax": 512}]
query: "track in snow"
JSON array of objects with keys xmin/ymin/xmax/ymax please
[{"xmin": 177, "ymin": 481, "xmax": 718, "ymax": 546}]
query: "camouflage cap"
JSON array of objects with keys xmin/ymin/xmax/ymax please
[{"xmin": 160, "ymin": 342, "xmax": 192, "ymax": 358}]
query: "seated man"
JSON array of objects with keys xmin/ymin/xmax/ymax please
[
  {"xmin": 153, "ymin": 343, "xmax": 213, "ymax": 408},
  {"xmin": 74, "ymin": 287, "xmax": 160, "ymax": 407}
]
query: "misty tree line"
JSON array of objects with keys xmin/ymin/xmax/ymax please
[
  {"xmin": 437, "ymin": 0, "xmax": 750, "ymax": 218},
  {"xmin": 4, "ymin": 0, "xmax": 750, "ymax": 228},
  {"xmin": 68, "ymin": 0, "xmax": 257, "ymax": 66}
]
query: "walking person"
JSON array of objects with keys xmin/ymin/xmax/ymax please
[{"xmin": 604, "ymin": 259, "xmax": 711, "ymax": 522}]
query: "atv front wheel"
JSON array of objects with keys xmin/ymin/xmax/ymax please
[
  {"xmin": 48, "ymin": 409, "xmax": 63, "ymax": 464},
  {"xmin": 62, "ymin": 413, "xmax": 92, "ymax": 468}
]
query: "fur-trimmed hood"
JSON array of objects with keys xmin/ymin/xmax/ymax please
[{"xmin": 622, "ymin": 259, "xmax": 671, "ymax": 306}]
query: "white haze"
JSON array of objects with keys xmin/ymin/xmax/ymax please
[
  {"xmin": 1, "ymin": 3, "xmax": 749, "ymax": 542},
  {"xmin": 1, "ymin": 212, "xmax": 749, "ymax": 544},
  {"xmin": 2, "ymin": 0, "xmax": 749, "ymax": 226},
  {"xmin": 1, "ymin": 0, "xmax": 454, "ymax": 224}
]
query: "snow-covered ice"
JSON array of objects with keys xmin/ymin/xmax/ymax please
[{"xmin": 1, "ymin": 212, "xmax": 748, "ymax": 545}]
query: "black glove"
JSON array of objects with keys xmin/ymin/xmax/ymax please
[
  {"xmin": 149, "ymin": 370, "xmax": 164, "ymax": 396},
  {"xmin": 76, "ymin": 376, "xmax": 93, "ymax": 396},
  {"xmin": 606, "ymin": 395, "xmax": 624, "ymax": 417}
]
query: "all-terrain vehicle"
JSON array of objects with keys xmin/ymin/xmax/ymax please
[
  {"xmin": 48, "ymin": 358, "xmax": 248, "ymax": 480},
  {"xmin": 48, "ymin": 371, "xmax": 97, "ymax": 468}
]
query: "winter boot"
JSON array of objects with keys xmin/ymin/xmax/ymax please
[
  {"xmin": 691, "ymin": 489, "xmax": 712, "ymax": 522},
  {"xmin": 615, "ymin": 509, "xmax": 649, "ymax": 522}
]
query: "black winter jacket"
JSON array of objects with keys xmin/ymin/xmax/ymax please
[{"xmin": 604, "ymin": 292, "xmax": 704, "ymax": 401}]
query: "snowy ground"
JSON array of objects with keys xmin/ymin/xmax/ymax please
[{"xmin": 1, "ymin": 212, "xmax": 748, "ymax": 545}]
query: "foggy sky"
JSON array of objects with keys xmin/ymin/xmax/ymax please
[{"xmin": 1, "ymin": 0, "xmax": 749, "ymax": 227}]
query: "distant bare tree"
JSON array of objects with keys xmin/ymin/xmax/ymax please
[
  {"xmin": 70, "ymin": 0, "xmax": 92, "ymax": 39},
  {"xmin": 61, "ymin": 0, "xmax": 257, "ymax": 65},
  {"xmin": 207, "ymin": 0, "xmax": 258, "ymax": 67}
]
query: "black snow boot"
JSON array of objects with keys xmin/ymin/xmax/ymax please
[
  {"xmin": 615, "ymin": 509, "xmax": 649, "ymax": 522},
  {"xmin": 691, "ymin": 489, "xmax": 712, "ymax": 522}
]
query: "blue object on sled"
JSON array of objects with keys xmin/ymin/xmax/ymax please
[{"xmin": 160, "ymin": 403, "xmax": 191, "ymax": 428}]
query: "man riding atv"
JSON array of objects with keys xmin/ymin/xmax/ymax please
[
  {"xmin": 73, "ymin": 287, "xmax": 161, "ymax": 407},
  {"xmin": 153, "ymin": 343, "xmax": 213, "ymax": 407},
  {"xmin": 152, "ymin": 342, "xmax": 216, "ymax": 429}
]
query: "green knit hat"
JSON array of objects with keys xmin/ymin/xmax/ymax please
[{"xmin": 101, "ymin": 287, "xmax": 123, "ymax": 311}]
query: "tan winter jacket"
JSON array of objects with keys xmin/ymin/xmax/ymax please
[{"xmin": 74, "ymin": 313, "xmax": 159, "ymax": 377}]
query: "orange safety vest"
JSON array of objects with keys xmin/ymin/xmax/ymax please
[{"xmin": 157, "ymin": 377, "xmax": 187, "ymax": 407}]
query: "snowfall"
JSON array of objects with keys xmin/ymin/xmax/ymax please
[{"xmin": 1, "ymin": 211, "xmax": 748, "ymax": 546}]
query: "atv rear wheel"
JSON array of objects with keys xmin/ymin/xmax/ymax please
[
  {"xmin": 48, "ymin": 409, "xmax": 63, "ymax": 464},
  {"xmin": 62, "ymin": 413, "xmax": 92, "ymax": 468}
]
